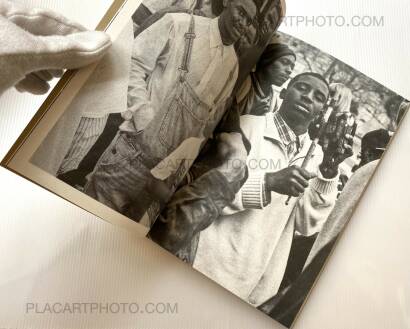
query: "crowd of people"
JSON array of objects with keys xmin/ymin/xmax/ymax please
[
  {"xmin": 57, "ymin": 0, "xmax": 284, "ymax": 225},
  {"xmin": 2, "ymin": 0, "xmax": 408, "ymax": 326},
  {"xmin": 149, "ymin": 36, "xmax": 408, "ymax": 322},
  {"xmin": 49, "ymin": 0, "xmax": 408, "ymax": 325}
]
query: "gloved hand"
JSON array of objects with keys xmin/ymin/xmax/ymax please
[{"xmin": 0, "ymin": 0, "xmax": 111, "ymax": 95}]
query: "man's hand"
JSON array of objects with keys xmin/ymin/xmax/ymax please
[
  {"xmin": 265, "ymin": 166, "xmax": 316, "ymax": 197},
  {"xmin": 319, "ymin": 112, "xmax": 356, "ymax": 178},
  {"xmin": 215, "ymin": 132, "xmax": 248, "ymax": 186},
  {"xmin": 0, "ymin": 0, "xmax": 111, "ymax": 95}
]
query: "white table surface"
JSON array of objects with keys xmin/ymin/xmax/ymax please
[{"xmin": 0, "ymin": 0, "xmax": 409, "ymax": 328}]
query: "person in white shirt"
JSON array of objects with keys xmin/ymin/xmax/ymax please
[
  {"xmin": 132, "ymin": 0, "xmax": 218, "ymax": 37},
  {"xmin": 193, "ymin": 72, "xmax": 353, "ymax": 307},
  {"xmin": 84, "ymin": 0, "xmax": 258, "ymax": 226}
]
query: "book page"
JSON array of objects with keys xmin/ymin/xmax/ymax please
[
  {"xmin": 3, "ymin": 0, "xmax": 286, "ymax": 233},
  {"xmin": 148, "ymin": 31, "xmax": 409, "ymax": 328}
]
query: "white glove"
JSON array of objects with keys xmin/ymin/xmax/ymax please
[{"xmin": 0, "ymin": 0, "xmax": 112, "ymax": 95}]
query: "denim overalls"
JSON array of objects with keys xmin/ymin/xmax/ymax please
[{"xmin": 85, "ymin": 14, "xmax": 221, "ymax": 227}]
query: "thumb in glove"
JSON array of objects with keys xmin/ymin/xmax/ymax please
[{"xmin": 0, "ymin": 0, "xmax": 112, "ymax": 95}]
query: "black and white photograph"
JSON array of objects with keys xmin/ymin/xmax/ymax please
[
  {"xmin": 2, "ymin": 0, "xmax": 410, "ymax": 328},
  {"xmin": 29, "ymin": 0, "xmax": 285, "ymax": 228},
  {"xmin": 2, "ymin": 0, "xmax": 409, "ymax": 328},
  {"xmin": 148, "ymin": 31, "xmax": 409, "ymax": 327}
]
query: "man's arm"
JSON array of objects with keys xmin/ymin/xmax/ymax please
[
  {"xmin": 292, "ymin": 169, "xmax": 339, "ymax": 236},
  {"xmin": 221, "ymin": 170, "xmax": 268, "ymax": 214},
  {"xmin": 149, "ymin": 133, "xmax": 247, "ymax": 254},
  {"xmin": 224, "ymin": 150, "xmax": 336, "ymax": 214},
  {"xmin": 149, "ymin": 169, "xmax": 237, "ymax": 254},
  {"xmin": 291, "ymin": 112, "xmax": 356, "ymax": 236},
  {"xmin": 127, "ymin": 14, "xmax": 175, "ymax": 131},
  {"xmin": 224, "ymin": 164, "xmax": 338, "ymax": 235}
]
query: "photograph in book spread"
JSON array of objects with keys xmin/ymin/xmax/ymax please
[
  {"xmin": 26, "ymin": 0, "xmax": 285, "ymax": 229},
  {"xmin": 2, "ymin": 0, "xmax": 408, "ymax": 327},
  {"xmin": 148, "ymin": 31, "xmax": 409, "ymax": 328}
]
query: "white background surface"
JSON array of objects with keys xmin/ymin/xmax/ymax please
[{"xmin": 0, "ymin": 0, "xmax": 409, "ymax": 328}]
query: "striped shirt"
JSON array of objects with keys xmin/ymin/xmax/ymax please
[
  {"xmin": 272, "ymin": 112, "xmax": 306, "ymax": 161},
  {"xmin": 57, "ymin": 115, "xmax": 109, "ymax": 175}
]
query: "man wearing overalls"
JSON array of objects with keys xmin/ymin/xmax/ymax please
[{"xmin": 84, "ymin": 0, "xmax": 258, "ymax": 227}]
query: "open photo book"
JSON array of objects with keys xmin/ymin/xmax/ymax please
[{"xmin": 2, "ymin": 0, "xmax": 409, "ymax": 327}]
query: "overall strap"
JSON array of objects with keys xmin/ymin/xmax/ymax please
[{"xmin": 179, "ymin": 12, "xmax": 196, "ymax": 81}]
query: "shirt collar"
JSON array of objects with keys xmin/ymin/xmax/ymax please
[
  {"xmin": 264, "ymin": 112, "xmax": 309, "ymax": 148},
  {"xmin": 210, "ymin": 17, "xmax": 224, "ymax": 49}
]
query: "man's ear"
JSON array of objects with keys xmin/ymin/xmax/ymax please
[{"xmin": 279, "ymin": 88, "xmax": 287, "ymax": 100}]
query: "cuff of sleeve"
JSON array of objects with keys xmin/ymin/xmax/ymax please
[
  {"xmin": 122, "ymin": 104, "xmax": 152, "ymax": 132},
  {"xmin": 311, "ymin": 169, "xmax": 339, "ymax": 195},
  {"xmin": 241, "ymin": 171, "xmax": 265, "ymax": 209},
  {"xmin": 120, "ymin": 110, "xmax": 138, "ymax": 132}
]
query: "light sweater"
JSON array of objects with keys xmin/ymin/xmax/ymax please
[{"xmin": 194, "ymin": 113, "xmax": 339, "ymax": 306}]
